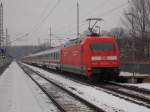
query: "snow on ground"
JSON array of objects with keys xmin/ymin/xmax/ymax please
[
  {"xmin": 126, "ymin": 83, "xmax": 150, "ymax": 91},
  {"xmin": 120, "ymin": 72, "xmax": 150, "ymax": 77},
  {"xmin": 132, "ymin": 83, "xmax": 150, "ymax": 90},
  {"xmin": 24, "ymin": 63, "xmax": 150, "ymax": 112},
  {"xmin": 0, "ymin": 61, "xmax": 59, "ymax": 112},
  {"xmin": 120, "ymin": 72, "xmax": 150, "ymax": 90}
]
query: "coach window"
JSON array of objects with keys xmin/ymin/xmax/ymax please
[
  {"xmin": 56, "ymin": 52, "xmax": 58, "ymax": 59},
  {"xmin": 55, "ymin": 53, "xmax": 57, "ymax": 59},
  {"xmin": 48, "ymin": 54, "xmax": 50, "ymax": 59},
  {"xmin": 56, "ymin": 53, "xmax": 58, "ymax": 59},
  {"xmin": 52, "ymin": 53, "xmax": 54, "ymax": 60},
  {"xmin": 49, "ymin": 53, "xmax": 51, "ymax": 59},
  {"xmin": 56, "ymin": 52, "xmax": 57, "ymax": 59},
  {"xmin": 54, "ymin": 53, "xmax": 56, "ymax": 60},
  {"xmin": 53, "ymin": 52, "xmax": 55, "ymax": 59},
  {"xmin": 58, "ymin": 52, "xmax": 60, "ymax": 59},
  {"xmin": 56, "ymin": 53, "xmax": 57, "ymax": 59},
  {"xmin": 58, "ymin": 53, "xmax": 60, "ymax": 59},
  {"xmin": 55, "ymin": 52, "xmax": 56, "ymax": 59},
  {"xmin": 57, "ymin": 52, "xmax": 58, "ymax": 60},
  {"xmin": 55, "ymin": 52, "xmax": 57, "ymax": 60}
]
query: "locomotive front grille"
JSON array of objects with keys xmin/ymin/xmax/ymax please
[{"xmin": 92, "ymin": 67, "xmax": 120, "ymax": 75}]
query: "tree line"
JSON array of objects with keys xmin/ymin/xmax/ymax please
[{"xmin": 102, "ymin": 0, "xmax": 150, "ymax": 63}]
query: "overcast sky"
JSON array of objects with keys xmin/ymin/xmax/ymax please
[{"xmin": 1, "ymin": 0, "xmax": 128, "ymax": 46}]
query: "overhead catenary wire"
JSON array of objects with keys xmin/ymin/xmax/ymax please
[
  {"xmin": 28, "ymin": 0, "xmax": 62, "ymax": 36},
  {"xmin": 53, "ymin": 0, "xmax": 108, "ymax": 34},
  {"xmin": 9, "ymin": 0, "xmax": 62, "ymax": 45},
  {"xmin": 10, "ymin": 0, "xmax": 57, "ymax": 43},
  {"xmin": 8, "ymin": 33, "xmax": 30, "ymax": 44},
  {"xmin": 9, "ymin": 0, "xmax": 128, "ymax": 45},
  {"xmin": 37, "ymin": 1, "xmax": 129, "ymax": 46},
  {"xmin": 27, "ymin": 0, "xmax": 55, "ymax": 35},
  {"xmin": 40, "ymin": 0, "xmax": 54, "ymax": 18},
  {"xmin": 38, "ymin": 1, "xmax": 129, "ymax": 45},
  {"xmin": 98, "ymin": 2, "xmax": 128, "ymax": 17},
  {"xmin": 54, "ymin": 1, "xmax": 129, "ymax": 38},
  {"xmin": 41, "ymin": 1, "xmax": 129, "ymax": 42}
]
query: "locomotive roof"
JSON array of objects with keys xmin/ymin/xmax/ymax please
[
  {"xmin": 85, "ymin": 36, "xmax": 115, "ymax": 39},
  {"xmin": 64, "ymin": 36, "xmax": 115, "ymax": 47}
]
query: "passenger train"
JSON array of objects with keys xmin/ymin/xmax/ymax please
[{"xmin": 23, "ymin": 36, "xmax": 120, "ymax": 80}]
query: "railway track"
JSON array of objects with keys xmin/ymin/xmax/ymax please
[
  {"xmin": 19, "ymin": 63, "xmax": 105, "ymax": 112},
  {"xmin": 109, "ymin": 81, "xmax": 150, "ymax": 95},
  {"xmin": 94, "ymin": 82, "xmax": 150, "ymax": 109},
  {"xmin": 61, "ymin": 71, "xmax": 150, "ymax": 109},
  {"xmin": 22, "ymin": 63, "xmax": 150, "ymax": 109},
  {"xmin": 31, "ymin": 63, "xmax": 150, "ymax": 95},
  {"xmin": 65, "ymin": 73, "xmax": 150, "ymax": 109}
]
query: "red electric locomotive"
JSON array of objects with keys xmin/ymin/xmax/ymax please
[{"xmin": 61, "ymin": 36, "xmax": 120, "ymax": 80}]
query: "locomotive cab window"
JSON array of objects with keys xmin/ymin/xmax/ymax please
[{"xmin": 90, "ymin": 43, "xmax": 115, "ymax": 52}]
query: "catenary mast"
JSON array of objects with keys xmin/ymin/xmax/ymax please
[{"xmin": 0, "ymin": 2, "xmax": 4, "ymax": 49}]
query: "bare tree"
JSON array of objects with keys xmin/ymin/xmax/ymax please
[
  {"xmin": 123, "ymin": 0, "xmax": 150, "ymax": 59},
  {"xmin": 109, "ymin": 27, "xmax": 125, "ymax": 39}
]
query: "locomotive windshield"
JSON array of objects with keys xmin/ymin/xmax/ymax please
[{"xmin": 91, "ymin": 43, "xmax": 115, "ymax": 52}]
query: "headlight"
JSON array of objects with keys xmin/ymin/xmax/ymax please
[
  {"xmin": 91, "ymin": 56, "xmax": 102, "ymax": 61},
  {"xmin": 107, "ymin": 56, "xmax": 117, "ymax": 60},
  {"xmin": 92, "ymin": 56, "xmax": 117, "ymax": 61}
]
